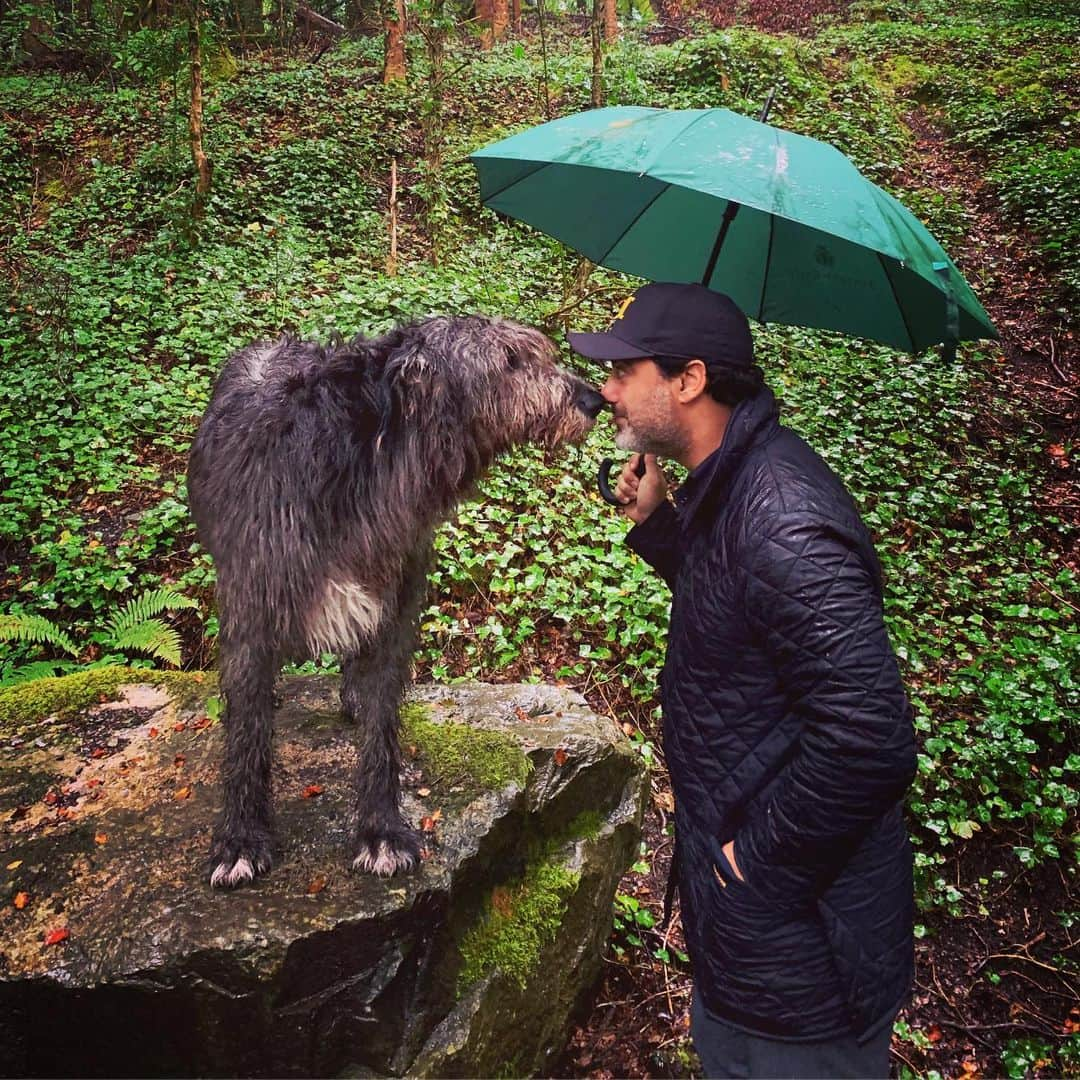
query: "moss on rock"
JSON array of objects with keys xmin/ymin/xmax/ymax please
[
  {"xmin": 0, "ymin": 666, "xmax": 218, "ymax": 739},
  {"xmin": 457, "ymin": 855, "xmax": 580, "ymax": 992},
  {"xmin": 0, "ymin": 666, "xmax": 139, "ymax": 736},
  {"xmin": 400, "ymin": 702, "xmax": 531, "ymax": 792}
]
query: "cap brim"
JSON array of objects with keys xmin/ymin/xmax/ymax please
[{"xmin": 567, "ymin": 331, "xmax": 653, "ymax": 361}]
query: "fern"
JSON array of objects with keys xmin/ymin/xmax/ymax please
[
  {"xmin": 109, "ymin": 621, "xmax": 185, "ymax": 668},
  {"xmin": 0, "ymin": 613, "xmax": 79, "ymax": 657},
  {"xmin": 0, "ymin": 659, "xmax": 79, "ymax": 687},
  {"xmin": 105, "ymin": 588, "xmax": 198, "ymax": 639}
]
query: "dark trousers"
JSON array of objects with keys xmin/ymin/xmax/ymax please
[{"xmin": 690, "ymin": 995, "xmax": 894, "ymax": 1079}]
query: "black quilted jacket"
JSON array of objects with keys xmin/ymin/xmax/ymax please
[{"xmin": 627, "ymin": 387, "xmax": 916, "ymax": 1042}]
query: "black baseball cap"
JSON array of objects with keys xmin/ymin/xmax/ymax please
[{"xmin": 568, "ymin": 282, "xmax": 754, "ymax": 369}]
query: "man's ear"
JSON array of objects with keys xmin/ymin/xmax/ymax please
[{"xmin": 677, "ymin": 359, "xmax": 709, "ymax": 403}]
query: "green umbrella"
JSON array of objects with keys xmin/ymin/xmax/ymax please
[{"xmin": 470, "ymin": 105, "xmax": 997, "ymax": 353}]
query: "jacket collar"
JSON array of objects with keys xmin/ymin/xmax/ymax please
[{"xmin": 673, "ymin": 387, "xmax": 780, "ymax": 528}]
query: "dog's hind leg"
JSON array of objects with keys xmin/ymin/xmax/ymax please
[
  {"xmin": 209, "ymin": 631, "xmax": 278, "ymax": 888},
  {"xmin": 342, "ymin": 551, "xmax": 429, "ymax": 876}
]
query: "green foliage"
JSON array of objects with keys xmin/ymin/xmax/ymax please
[
  {"xmin": 0, "ymin": 589, "xmax": 199, "ymax": 683},
  {"xmin": 0, "ymin": 0, "xmax": 1075, "ymax": 940}
]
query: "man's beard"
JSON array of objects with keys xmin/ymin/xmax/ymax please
[{"xmin": 614, "ymin": 389, "xmax": 688, "ymax": 459}]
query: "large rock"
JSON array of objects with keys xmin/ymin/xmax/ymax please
[{"xmin": 0, "ymin": 670, "xmax": 647, "ymax": 1078}]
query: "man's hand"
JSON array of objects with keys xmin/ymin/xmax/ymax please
[
  {"xmin": 722, "ymin": 839, "xmax": 745, "ymax": 882},
  {"xmin": 615, "ymin": 454, "xmax": 667, "ymax": 524}
]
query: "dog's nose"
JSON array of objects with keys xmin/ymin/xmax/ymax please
[{"xmin": 575, "ymin": 386, "xmax": 608, "ymax": 419}]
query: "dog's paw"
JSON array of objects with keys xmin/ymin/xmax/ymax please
[
  {"xmin": 351, "ymin": 831, "xmax": 420, "ymax": 877},
  {"xmin": 208, "ymin": 834, "xmax": 273, "ymax": 889}
]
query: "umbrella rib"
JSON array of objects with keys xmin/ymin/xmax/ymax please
[
  {"xmin": 757, "ymin": 211, "xmax": 775, "ymax": 323},
  {"xmin": 478, "ymin": 160, "xmax": 554, "ymax": 204},
  {"xmin": 594, "ymin": 182, "xmax": 673, "ymax": 269},
  {"xmin": 876, "ymin": 250, "xmax": 916, "ymax": 352}
]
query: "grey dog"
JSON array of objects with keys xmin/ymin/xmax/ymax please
[{"xmin": 187, "ymin": 315, "xmax": 605, "ymax": 888}]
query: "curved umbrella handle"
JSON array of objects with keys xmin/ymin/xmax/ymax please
[{"xmin": 598, "ymin": 454, "xmax": 648, "ymax": 506}]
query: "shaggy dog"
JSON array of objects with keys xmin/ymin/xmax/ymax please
[{"xmin": 187, "ymin": 315, "xmax": 605, "ymax": 888}]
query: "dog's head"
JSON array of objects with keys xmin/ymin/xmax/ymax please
[{"xmin": 383, "ymin": 315, "xmax": 605, "ymax": 453}]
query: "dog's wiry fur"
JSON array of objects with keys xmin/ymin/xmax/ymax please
[{"xmin": 188, "ymin": 315, "xmax": 603, "ymax": 888}]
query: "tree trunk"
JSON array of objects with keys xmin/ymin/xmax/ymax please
[
  {"xmin": 382, "ymin": 0, "xmax": 406, "ymax": 80},
  {"xmin": 421, "ymin": 0, "xmax": 446, "ymax": 264},
  {"xmin": 590, "ymin": 0, "xmax": 604, "ymax": 108},
  {"xmin": 474, "ymin": 0, "xmax": 493, "ymax": 48},
  {"xmin": 189, "ymin": 0, "xmax": 212, "ymax": 220},
  {"xmin": 510, "ymin": 0, "xmax": 520, "ymax": 33},
  {"xmin": 603, "ymin": 0, "xmax": 616, "ymax": 42},
  {"xmin": 491, "ymin": 0, "xmax": 507, "ymax": 41}
]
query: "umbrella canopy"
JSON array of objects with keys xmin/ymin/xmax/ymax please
[{"xmin": 470, "ymin": 106, "xmax": 997, "ymax": 353}]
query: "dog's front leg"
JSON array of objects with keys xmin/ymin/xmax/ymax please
[
  {"xmin": 342, "ymin": 552, "xmax": 428, "ymax": 876},
  {"xmin": 209, "ymin": 632, "xmax": 278, "ymax": 888}
]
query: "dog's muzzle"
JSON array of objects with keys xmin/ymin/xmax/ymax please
[{"xmin": 574, "ymin": 386, "xmax": 608, "ymax": 420}]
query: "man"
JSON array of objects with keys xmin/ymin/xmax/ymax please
[{"xmin": 569, "ymin": 282, "xmax": 916, "ymax": 1079}]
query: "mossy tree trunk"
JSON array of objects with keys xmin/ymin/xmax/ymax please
[
  {"xmin": 603, "ymin": 0, "xmax": 616, "ymax": 41},
  {"xmin": 590, "ymin": 0, "xmax": 604, "ymax": 108},
  {"xmin": 382, "ymin": 0, "xmax": 406, "ymax": 80},
  {"xmin": 474, "ymin": 0, "xmax": 492, "ymax": 47},
  {"xmin": 189, "ymin": 0, "xmax": 212, "ymax": 220}
]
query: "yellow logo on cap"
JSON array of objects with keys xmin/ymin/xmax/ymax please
[{"xmin": 613, "ymin": 295, "xmax": 635, "ymax": 321}]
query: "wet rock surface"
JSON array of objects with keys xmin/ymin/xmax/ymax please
[{"xmin": 0, "ymin": 675, "xmax": 647, "ymax": 1078}]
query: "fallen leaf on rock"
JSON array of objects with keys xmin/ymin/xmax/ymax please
[
  {"xmin": 44, "ymin": 927, "xmax": 69, "ymax": 946},
  {"xmin": 174, "ymin": 754, "xmax": 186, "ymax": 768},
  {"xmin": 307, "ymin": 875, "xmax": 328, "ymax": 895},
  {"xmin": 192, "ymin": 716, "xmax": 212, "ymax": 731},
  {"xmin": 13, "ymin": 892, "xmax": 29, "ymax": 909},
  {"xmin": 91, "ymin": 748, "xmax": 106, "ymax": 759},
  {"xmin": 491, "ymin": 885, "xmax": 513, "ymax": 917},
  {"xmin": 420, "ymin": 809, "xmax": 443, "ymax": 832},
  {"xmin": 43, "ymin": 791, "xmax": 58, "ymax": 806},
  {"xmin": 417, "ymin": 787, "xmax": 431, "ymax": 797},
  {"xmin": 148, "ymin": 727, "xmax": 160, "ymax": 738},
  {"xmin": 554, "ymin": 748, "xmax": 569, "ymax": 766},
  {"xmin": 94, "ymin": 833, "xmax": 108, "ymax": 845},
  {"xmin": 173, "ymin": 722, "xmax": 187, "ymax": 733},
  {"xmin": 86, "ymin": 778, "xmax": 102, "ymax": 788},
  {"xmin": 927, "ymin": 1025, "xmax": 942, "ymax": 1043},
  {"xmin": 302, "ymin": 784, "xmax": 324, "ymax": 798},
  {"xmin": 6, "ymin": 860, "xmax": 22, "ymax": 870},
  {"xmin": 513, "ymin": 705, "xmax": 530, "ymax": 723},
  {"xmin": 175, "ymin": 786, "xmax": 192, "ymax": 800}
]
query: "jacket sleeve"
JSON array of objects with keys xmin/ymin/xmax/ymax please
[
  {"xmin": 625, "ymin": 500, "xmax": 682, "ymax": 589},
  {"xmin": 733, "ymin": 512, "xmax": 916, "ymax": 905}
]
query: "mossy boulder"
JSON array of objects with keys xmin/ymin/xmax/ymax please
[{"xmin": 0, "ymin": 672, "xmax": 647, "ymax": 1078}]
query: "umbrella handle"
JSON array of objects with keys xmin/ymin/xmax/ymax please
[{"xmin": 598, "ymin": 454, "xmax": 648, "ymax": 506}]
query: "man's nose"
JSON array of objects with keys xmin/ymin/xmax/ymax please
[
  {"xmin": 574, "ymin": 385, "xmax": 608, "ymax": 419},
  {"xmin": 600, "ymin": 376, "xmax": 617, "ymax": 404}
]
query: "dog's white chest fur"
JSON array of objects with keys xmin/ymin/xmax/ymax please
[{"xmin": 306, "ymin": 579, "xmax": 383, "ymax": 655}]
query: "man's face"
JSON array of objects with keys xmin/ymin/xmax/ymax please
[{"xmin": 600, "ymin": 359, "xmax": 689, "ymax": 459}]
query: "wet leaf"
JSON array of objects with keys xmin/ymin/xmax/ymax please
[
  {"xmin": 6, "ymin": 860, "xmax": 22, "ymax": 870},
  {"xmin": 44, "ymin": 927, "xmax": 69, "ymax": 946},
  {"xmin": 554, "ymin": 748, "xmax": 568, "ymax": 766},
  {"xmin": 491, "ymin": 885, "xmax": 513, "ymax": 917},
  {"xmin": 307, "ymin": 875, "xmax": 328, "ymax": 895},
  {"xmin": 43, "ymin": 790, "xmax": 58, "ymax": 805},
  {"xmin": 173, "ymin": 722, "xmax": 187, "ymax": 733},
  {"xmin": 175, "ymin": 786, "xmax": 192, "ymax": 800},
  {"xmin": 91, "ymin": 748, "xmax": 107, "ymax": 759},
  {"xmin": 302, "ymin": 784, "xmax": 324, "ymax": 798},
  {"xmin": 420, "ymin": 809, "xmax": 442, "ymax": 832},
  {"xmin": 148, "ymin": 727, "xmax": 160, "ymax": 738},
  {"xmin": 927, "ymin": 1025, "xmax": 942, "ymax": 1043},
  {"xmin": 513, "ymin": 705, "xmax": 530, "ymax": 723},
  {"xmin": 13, "ymin": 891, "xmax": 29, "ymax": 909},
  {"xmin": 173, "ymin": 753, "xmax": 186, "ymax": 768},
  {"xmin": 94, "ymin": 832, "xmax": 108, "ymax": 845}
]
